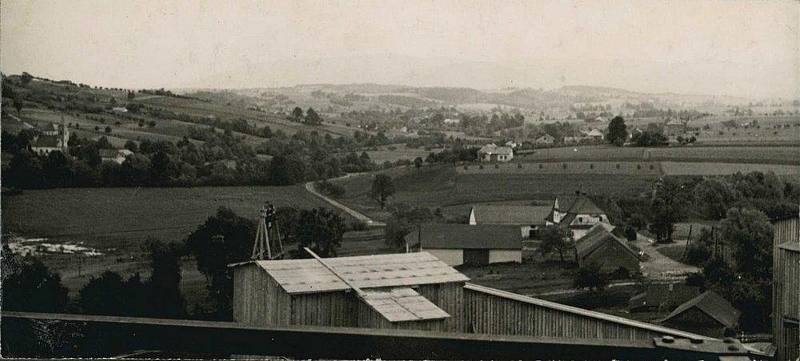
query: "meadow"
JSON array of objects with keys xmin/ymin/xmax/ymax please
[
  {"xmin": 516, "ymin": 145, "xmax": 800, "ymax": 165},
  {"xmin": 1, "ymin": 185, "xmax": 344, "ymax": 251}
]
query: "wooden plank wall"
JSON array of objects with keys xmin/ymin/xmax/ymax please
[
  {"xmin": 233, "ymin": 264, "xmax": 291, "ymax": 326},
  {"xmin": 463, "ymin": 287, "xmax": 663, "ymax": 341},
  {"xmin": 773, "ymin": 217, "xmax": 799, "ymax": 361},
  {"xmin": 290, "ymin": 291, "xmax": 358, "ymax": 328},
  {"xmin": 779, "ymin": 321, "xmax": 799, "ymax": 361}
]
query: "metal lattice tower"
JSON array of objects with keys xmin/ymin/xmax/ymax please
[{"xmin": 251, "ymin": 202, "xmax": 284, "ymax": 260}]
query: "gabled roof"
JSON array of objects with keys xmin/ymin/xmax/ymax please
[
  {"xmin": 575, "ymin": 223, "xmax": 637, "ymax": 259},
  {"xmin": 405, "ymin": 224, "xmax": 521, "ymax": 250},
  {"xmin": 661, "ymin": 291, "xmax": 740, "ymax": 329},
  {"xmin": 629, "ymin": 283, "xmax": 702, "ymax": 311},
  {"xmin": 587, "ymin": 129, "xmax": 604, "ymax": 137},
  {"xmin": 566, "ymin": 196, "xmax": 605, "ymax": 215},
  {"xmin": 31, "ymin": 135, "xmax": 61, "ymax": 148},
  {"xmin": 471, "ymin": 205, "xmax": 551, "ymax": 226},
  {"xmin": 478, "ymin": 144, "xmax": 513, "ymax": 156},
  {"xmin": 236, "ymin": 252, "xmax": 469, "ymax": 295}
]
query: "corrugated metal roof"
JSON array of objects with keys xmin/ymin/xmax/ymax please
[
  {"xmin": 361, "ymin": 287, "xmax": 450, "ymax": 322},
  {"xmin": 471, "ymin": 205, "xmax": 551, "ymax": 226},
  {"xmin": 404, "ymin": 224, "xmax": 522, "ymax": 250},
  {"xmin": 254, "ymin": 252, "xmax": 469, "ymax": 294}
]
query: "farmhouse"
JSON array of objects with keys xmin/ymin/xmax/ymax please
[
  {"xmin": 546, "ymin": 195, "xmax": 610, "ymax": 239},
  {"xmin": 99, "ymin": 149, "xmax": 134, "ymax": 164},
  {"xmin": 31, "ymin": 121, "xmax": 69, "ymax": 156},
  {"xmin": 404, "ymin": 223, "xmax": 522, "ymax": 266},
  {"xmin": 772, "ymin": 216, "xmax": 799, "ymax": 361},
  {"xmin": 660, "ymin": 291, "xmax": 740, "ymax": 338},
  {"xmin": 629, "ymin": 282, "xmax": 701, "ymax": 312},
  {"xmin": 586, "ymin": 128, "xmax": 604, "ymax": 141},
  {"xmin": 468, "ymin": 205, "xmax": 551, "ymax": 238},
  {"xmin": 230, "ymin": 252, "xmax": 713, "ymax": 342},
  {"xmin": 574, "ymin": 223, "xmax": 640, "ymax": 274},
  {"xmin": 535, "ymin": 134, "xmax": 555, "ymax": 145},
  {"xmin": 477, "ymin": 144, "xmax": 513, "ymax": 162}
]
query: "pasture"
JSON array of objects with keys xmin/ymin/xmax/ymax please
[
  {"xmin": 364, "ymin": 143, "xmax": 443, "ymax": 164},
  {"xmin": 516, "ymin": 145, "xmax": 800, "ymax": 165},
  {"xmin": 1, "ymin": 185, "xmax": 345, "ymax": 251},
  {"xmin": 330, "ymin": 165, "xmax": 658, "ymax": 221}
]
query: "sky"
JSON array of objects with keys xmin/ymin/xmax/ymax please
[{"xmin": 1, "ymin": 0, "xmax": 798, "ymax": 98}]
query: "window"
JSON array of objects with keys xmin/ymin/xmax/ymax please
[
  {"xmin": 637, "ymin": 164, "xmax": 642, "ymax": 170},
  {"xmin": 539, "ymin": 164, "xmax": 543, "ymax": 169},
  {"xmin": 563, "ymin": 163, "xmax": 568, "ymax": 169},
  {"xmin": 589, "ymin": 164, "xmax": 594, "ymax": 169},
  {"xmin": 578, "ymin": 217, "xmax": 584, "ymax": 222},
  {"xmin": 616, "ymin": 164, "xmax": 620, "ymax": 169}
]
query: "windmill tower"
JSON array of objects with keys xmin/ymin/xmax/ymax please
[{"xmin": 251, "ymin": 202, "xmax": 284, "ymax": 260}]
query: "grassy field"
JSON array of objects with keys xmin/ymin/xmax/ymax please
[
  {"xmin": 364, "ymin": 144, "xmax": 442, "ymax": 164},
  {"xmin": 517, "ymin": 145, "xmax": 800, "ymax": 165},
  {"xmin": 2, "ymin": 185, "xmax": 345, "ymax": 250},
  {"xmin": 330, "ymin": 165, "xmax": 657, "ymax": 221}
]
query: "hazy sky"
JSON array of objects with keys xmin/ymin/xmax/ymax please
[{"xmin": 2, "ymin": 0, "xmax": 798, "ymax": 98}]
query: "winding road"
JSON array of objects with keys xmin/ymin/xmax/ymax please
[{"xmin": 304, "ymin": 177, "xmax": 386, "ymax": 227}]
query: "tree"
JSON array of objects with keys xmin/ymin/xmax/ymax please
[
  {"xmin": 13, "ymin": 94, "xmax": 24, "ymax": 115},
  {"xmin": 370, "ymin": 174, "xmax": 395, "ymax": 209},
  {"xmin": 305, "ymin": 107, "xmax": 322, "ymax": 125},
  {"xmin": 104, "ymin": 126, "xmax": 112, "ymax": 133},
  {"xmin": 538, "ymin": 225, "xmax": 572, "ymax": 262},
  {"xmin": 693, "ymin": 178, "xmax": 741, "ymax": 219},
  {"xmin": 607, "ymin": 116, "xmax": 628, "ymax": 146},
  {"xmin": 78, "ymin": 271, "xmax": 130, "ymax": 315},
  {"xmin": 573, "ymin": 263, "xmax": 608, "ymax": 292},
  {"xmin": 720, "ymin": 207, "xmax": 773, "ymax": 280},
  {"xmin": 413, "ymin": 157, "xmax": 423, "ymax": 168},
  {"xmin": 649, "ymin": 177, "xmax": 688, "ymax": 243},
  {"xmin": 291, "ymin": 107, "xmax": 304, "ymax": 121},
  {"xmin": 1, "ymin": 249, "xmax": 68, "ymax": 312},
  {"xmin": 124, "ymin": 140, "xmax": 139, "ymax": 153},
  {"xmin": 294, "ymin": 207, "xmax": 345, "ymax": 257},
  {"xmin": 184, "ymin": 207, "xmax": 255, "ymax": 319},
  {"xmin": 144, "ymin": 240, "xmax": 186, "ymax": 318}
]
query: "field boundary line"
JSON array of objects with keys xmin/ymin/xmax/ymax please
[{"xmin": 304, "ymin": 179, "xmax": 386, "ymax": 227}]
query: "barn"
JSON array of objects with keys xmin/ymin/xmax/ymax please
[
  {"xmin": 773, "ymin": 216, "xmax": 799, "ymax": 361},
  {"xmin": 546, "ymin": 195, "xmax": 610, "ymax": 239},
  {"xmin": 468, "ymin": 205, "xmax": 551, "ymax": 238},
  {"xmin": 230, "ymin": 252, "xmax": 714, "ymax": 343},
  {"xmin": 574, "ymin": 223, "xmax": 640, "ymax": 274},
  {"xmin": 404, "ymin": 223, "xmax": 522, "ymax": 266},
  {"xmin": 659, "ymin": 291, "xmax": 740, "ymax": 338}
]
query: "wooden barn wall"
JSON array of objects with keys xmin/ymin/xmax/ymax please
[
  {"xmin": 463, "ymin": 287, "xmax": 663, "ymax": 341},
  {"xmin": 290, "ymin": 291, "xmax": 358, "ymax": 328},
  {"xmin": 355, "ymin": 283, "xmax": 466, "ymax": 333},
  {"xmin": 661, "ymin": 308, "xmax": 725, "ymax": 339},
  {"xmin": 779, "ymin": 249, "xmax": 799, "ymax": 320},
  {"xmin": 773, "ymin": 217, "xmax": 799, "ymax": 361},
  {"xmin": 779, "ymin": 321, "xmax": 799, "ymax": 361},
  {"xmin": 582, "ymin": 240, "xmax": 639, "ymax": 274},
  {"xmin": 233, "ymin": 265, "xmax": 291, "ymax": 326}
]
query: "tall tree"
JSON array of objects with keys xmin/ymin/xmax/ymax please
[
  {"xmin": 294, "ymin": 207, "xmax": 345, "ymax": 257},
  {"xmin": 720, "ymin": 207, "xmax": 773, "ymax": 279},
  {"xmin": 370, "ymin": 174, "xmax": 395, "ymax": 209},
  {"xmin": 1, "ymin": 249, "xmax": 68, "ymax": 312},
  {"xmin": 538, "ymin": 225, "xmax": 572, "ymax": 262},
  {"xmin": 606, "ymin": 116, "xmax": 628, "ymax": 146},
  {"xmin": 648, "ymin": 177, "xmax": 688, "ymax": 243},
  {"xmin": 305, "ymin": 107, "xmax": 322, "ymax": 125},
  {"xmin": 291, "ymin": 107, "xmax": 304, "ymax": 121},
  {"xmin": 145, "ymin": 240, "xmax": 186, "ymax": 318}
]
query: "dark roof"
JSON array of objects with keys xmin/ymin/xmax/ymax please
[
  {"xmin": 31, "ymin": 135, "xmax": 61, "ymax": 148},
  {"xmin": 566, "ymin": 196, "xmax": 605, "ymax": 215},
  {"xmin": 575, "ymin": 223, "xmax": 637, "ymax": 259},
  {"xmin": 405, "ymin": 224, "xmax": 522, "ymax": 250},
  {"xmin": 628, "ymin": 283, "xmax": 702, "ymax": 311},
  {"xmin": 471, "ymin": 205, "xmax": 551, "ymax": 226},
  {"xmin": 661, "ymin": 291, "xmax": 740, "ymax": 329}
]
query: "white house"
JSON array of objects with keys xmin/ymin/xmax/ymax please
[
  {"xmin": 99, "ymin": 149, "xmax": 134, "ymax": 164},
  {"xmin": 478, "ymin": 144, "xmax": 514, "ymax": 162},
  {"xmin": 535, "ymin": 134, "xmax": 556, "ymax": 145},
  {"xmin": 546, "ymin": 195, "xmax": 610, "ymax": 239},
  {"xmin": 31, "ymin": 121, "xmax": 69, "ymax": 156},
  {"xmin": 405, "ymin": 224, "xmax": 522, "ymax": 266}
]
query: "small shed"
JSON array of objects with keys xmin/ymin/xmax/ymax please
[
  {"xmin": 468, "ymin": 205, "xmax": 551, "ymax": 238},
  {"xmin": 230, "ymin": 252, "xmax": 469, "ymax": 332},
  {"xmin": 574, "ymin": 223, "xmax": 639, "ymax": 274},
  {"xmin": 629, "ymin": 283, "xmax": 701, "ymax": 312},
  {"xmin": 660, "ymin": 291, "xmax": 740, "ymax": 338},
  {"xmin": 405, "ymin": 224, "xmax": 522, "ymax": 266}
]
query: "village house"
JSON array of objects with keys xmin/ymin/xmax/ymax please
[
  {"xmin": 404, "ymin": 223, "xmax": 522, "ymax": 266},
  {"xmin": 629, "ymin": 282, "xmax": 701, "ymax": 313},
  {"xmin": 772, "ymin": 216, "xmax": 799, "ymax": 361},
  {"xmin": 663, "ymin": 118, "xmax": 688, "ymax": 136},
  {"xmin": 574, "ymin": 223, "xmax": 640, "ymax": 274},
  {"xmin": 659, "ymin": 291, "xmax": 740, "ymax": 338},
  {"xmin": 230, "ymin": 252, "xmax": 713, "ymax": 342},
  {"xmin": 477, "ymin": 144, "xmax": 513, "ymax": 162},
  {"xmin": 31, "ymin": 121, "xmax": 69, "ymax": 156},
  {"xmin": 535, "ymin": 134, "xmax": 555, "ymax": 145},
  {"xmin": 585, "ymin": 128, "xmax": 604, "ymax": 141},
  {"xmin": 99, "ymin": 149, "xmax": 134, "ymax": 164},
  {"xmin": 546, "ymin": 195, "xmax": 610, "ymax": 239},
  {"xmin": 468, "ymin": 204, "xmax": 551, "ymax": 238}
]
